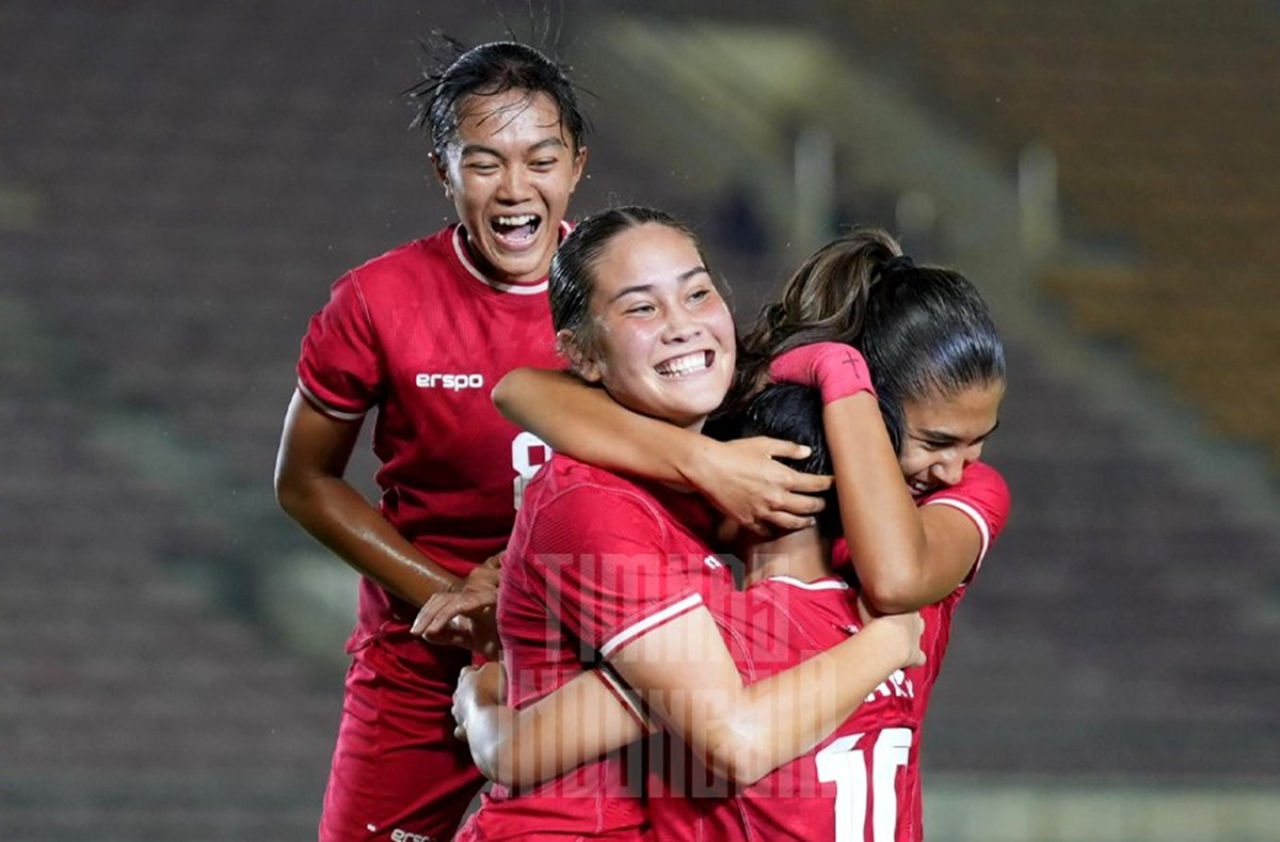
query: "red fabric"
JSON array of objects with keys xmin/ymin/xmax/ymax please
[
  {"xmin": 458, "ymin": 455, "xmax": 730, "ymax": 841},
  {"xmin": 650, "ymin": 576, "xmax": 920, "ymax": 842},
  {"xmin": 319, "ymin": 636, "xmax": 485, "ymax": 842},
  {"xmin": 296, "ymin": 223, "xmax": 565, "ymax": 841},
  {"xmin": 831, "ymin": 460, "xmax": 1012, "ymax": 840}
]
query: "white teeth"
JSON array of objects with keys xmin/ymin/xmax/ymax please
[
  {"xmin": 656, "ymin": 352, "xmax": 710, "ymax": 377},
  {"xmin": 495, "ymin": 214, "xmax": 537, "ymax": 226}
]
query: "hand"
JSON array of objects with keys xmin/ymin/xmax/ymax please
[
  {"xmin": 686, "ymin": 436, "xmax": 833, "ymax": 534},
  {"xmin": 452, "ymin": 662, "xmax": 507, "ymax": 742},
  {"xmin": 769, "ymin": 342, "xmax": 875, "ymax": 404},
  {"xmin": 412, "ymin": 556, "xmax": 503, "ymax": 659}
]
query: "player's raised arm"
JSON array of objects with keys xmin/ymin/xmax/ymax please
[{"xmin": 493, "ymin": 366, "xmax": 830, "ymax": 533}]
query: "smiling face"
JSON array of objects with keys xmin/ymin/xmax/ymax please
[
  {"xmin": 564, "ymin": 223, "xmax": 737, "ymax": 432},
  {"xmin": 898, "ymin": 379, "xmax": 1005, "ymax": 498},
  {"xmin": 434, "ymin": 88, "xmax": 586, "ymax": 285}
]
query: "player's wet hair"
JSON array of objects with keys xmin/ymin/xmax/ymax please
[
  {"xmin": 730, "ymin": 228, "xmax": 1005, "ymax": 451},
  {"xmin": 404, "ymin": 38, "xmax": 590, "ymax": 155},
  {"xmin": 549, "ymin": 205, "xmax": 719, "ymax": 366},
  {"xmin": 736, "ymin": 383, "xmax": 841, "ymax": 539}
]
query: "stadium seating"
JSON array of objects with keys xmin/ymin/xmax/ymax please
[{"xmin": 2, "ymin": 0, "xmax": 1279, "ymax": 836}]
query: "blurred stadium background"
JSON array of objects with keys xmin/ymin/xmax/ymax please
[{"xmin": 2, "ymin": 1, "xmax": 1279, "ymax": 839}]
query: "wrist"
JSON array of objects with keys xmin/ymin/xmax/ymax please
[
  {"xmin": 861, "ymin": 618, "xmax": 915, "ymax": 670},
  {"xmin": 674, "ymin": 432, "xmax": 717, "ymax": 494}
]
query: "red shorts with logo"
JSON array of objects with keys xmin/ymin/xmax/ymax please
[{"xmin": 318, "ymin": 633, "xmax": 485, "ymax": 842}]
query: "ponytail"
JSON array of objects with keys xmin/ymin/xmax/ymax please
[
  {"xmin": 719, "ymin": 227, "xmax": 1004, "ymax": 452},
  {"xmin": 724, "ymin": 228, "xmax": 902, "ymax": 417}
]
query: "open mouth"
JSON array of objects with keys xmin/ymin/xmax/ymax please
[
  {"xmin": 908, "ymin": 479, "xmax": 935, "ymax": 499},
  {"xmin": 491, "ymin": 214, "xmax": 541, "ymax": 245},
  {"xmin": 655, "ymin": 350, "xmax": 713, "ymax": 378}
]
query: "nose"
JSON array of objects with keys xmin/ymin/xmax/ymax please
[
  {"xmin": 662, "ymin": 304, "xmax": 702, "ymax": 343},
  {"xmin": 929, "ymin": 452, "xmax": 965, "ymax": 487},
  {"xmin": 497, "ymin": 164, "xmax": 531, "ymax": 203}
]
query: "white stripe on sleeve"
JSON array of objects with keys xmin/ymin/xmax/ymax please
[
  {"xmin": 297, "ymin": 380, "xmax": 367, "ymax": 421},
  {"xmin": 923, "ymin": 497, "xmax": 991, "ymax": 561},
  {"xmin": 599, "ymin": 593, "xmax": 703, "ymax": 659}
]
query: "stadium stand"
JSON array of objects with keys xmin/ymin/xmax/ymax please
[{"xmin": 2, "ymin": 1, "xmax": 1278, "ymax": 838}]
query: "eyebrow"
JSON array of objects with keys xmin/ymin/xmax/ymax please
[
  {"xmin": 607, "ymin": 266, "xmax": 711, "ymax": 304},
  {"xmin": 915, "ymin": 418, "xmax": 1001, "ymax": 444},
  {"xmin": 459, "ymin": 136, "xmax": 569, "ymax": 160}
]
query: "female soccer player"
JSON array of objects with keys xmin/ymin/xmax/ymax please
[
  {"xmin": 446, "ymin": 207, "xmax": 926, "ymax": 842},
  {"xmin": 439, "ymin": 227, "xmax": 1010, "ymax": 841},
  {"xmin": 271, "ymin": 41, "xmax": 592, "ymax": 841}
]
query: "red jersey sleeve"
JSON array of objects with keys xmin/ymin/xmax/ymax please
[
  {"xmin": 527, "ymin": 484, "xmax": 710, "ymax": 660},
  {"xmin": 919, "ymin": 461, "xmax": 1011, "ymax": 581},
  {"xmin": 296, "ymin": 270, "xmax": 382, "ymax": 419}
]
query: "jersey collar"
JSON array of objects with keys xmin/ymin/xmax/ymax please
[{"xmin": 450, "ymin": 223, "xmax": 571, "ymax": 295}]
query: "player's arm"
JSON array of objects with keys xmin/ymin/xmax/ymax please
[
  {"xmin": 824, "ymin": 392, "xmax": 982, "ymax": 613},
  {"xmin": 607, "ymin": 603, "xmax": 923, "ymax": 786},
  {"xmin": 273, "ymin": 389, "xmax": 461, "ymax": 605},
  {"xmin": 771, "ymin": 343, "xmax": 984, "ymax": 613},
  {"xmin": 452, "ymin": 663, "xmax": 647, "ymax": 787},
  {"xmin": 492, "ymin": 367, "xmax": 830, "ymax": 533}
]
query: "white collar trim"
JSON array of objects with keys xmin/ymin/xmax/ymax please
[
  {"xmin": 452, "ymin": 224, "xmax": 567, "ymax": 295},
  {"xmin": 764, "ymin": 574, "xmax": 849, "ymax": 591}
]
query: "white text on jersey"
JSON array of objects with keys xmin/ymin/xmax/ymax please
[{"xmin": 416, "ymin": 373, "xmax": 485, "ymax": 392}]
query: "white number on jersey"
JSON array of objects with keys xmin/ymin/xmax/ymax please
[
  {"xmin": 815, "ymin": 728, "xmax": 913, "ymax": 842},
  {"xmin": 511, "ymin": 431, "xmax": 552, "ymax": 510}
]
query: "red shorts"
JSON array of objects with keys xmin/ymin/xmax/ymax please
[{"xmin": 318, "ymin": 633, "xmax": 486, "ymax": 842}]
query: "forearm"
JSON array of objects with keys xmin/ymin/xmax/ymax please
[
  {"xmin": 463, "ymin": 673, "xmax": 646, "ymax": 787},
  {"xmin": 614, "ymin": 610, "xmax": 910, "ymax": 786},
  {"xmin": 493, "ymin": 368, "xmax": 699, "ymax": 486},
  {"xmin": 825, "ymin": 394, "xmax": 932, "ymax": 611},
  {"xmin": 277, "ymin": 475, "xmax": 458, "ymax": 605},
  {"xmin": 704, "ymin": 621, "xmax": 908, "ymax": 784}
]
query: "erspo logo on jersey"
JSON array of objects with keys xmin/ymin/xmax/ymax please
[{"xmin": 415, "ymin": 373, "xmax": 485, "ymax": 392}]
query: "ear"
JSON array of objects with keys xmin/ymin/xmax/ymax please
[
  {"xmin": 568, "ymin": 146, "xmax": 588, "ymax": 194},
  {"xmin": 430, "ymin": 151, "xmax": 453, "ymax": 199},
  {"xmin": 556, "ymin": 329, "xmax": 602, "ymax": 383}
]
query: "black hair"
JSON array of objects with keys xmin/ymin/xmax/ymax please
[
  {"xmin": 403, "ymin": 38, "xmax": 590, "ymax": 155},
  {"xmin": 736, "ymin": 383, "xmax": 841, "ymax": 539},
  {"xmin": 861, "ymin": 264, "xmax": 1005, "ymax": 450},
  {"xmin": 728, "ymin": 227, "xmax": 1005, "ymax": 450}
]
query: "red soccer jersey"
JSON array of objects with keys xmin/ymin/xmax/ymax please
[
  {"xmin": 649, "ymin": 575, "xmax": 919, "ymax": 842},
  {"xmin": 833, "ymin": 460, "xmax": 1012, "ymax": 840},
  {"xmin": 458, "ymin": 454, "xmax": 734, "ymax": 842},
  {"xmin": 296, "ymin": 223, "xmax": 565, "ymax": 656}
]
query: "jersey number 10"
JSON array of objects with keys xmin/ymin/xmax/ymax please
[{"xmin": 815, "ymin": 728, "xmax": 913, "ymax": 842}]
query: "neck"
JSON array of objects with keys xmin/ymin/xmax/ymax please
[{"xmin": 743, "ymin": 527, "xmax": 832, "ymax": 587}]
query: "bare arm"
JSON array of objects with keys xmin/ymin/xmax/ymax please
[
  {"xmin": 273, "ymin": 389, "xmax": 461, "ymax": 606},
  {"xmin": 825, "ymin": 393, "xmax": 982, "ymax": 613},
  {"xmin": 608, "ymin": 605, "xmax": 923, "ymax": 786},
  {"xmin": 492, "ymin": 368, "xmax": 831, "ymax": 532},
  {"xmin": 452, "ymin": 664, "xmax": 647, "ymax": 787}
]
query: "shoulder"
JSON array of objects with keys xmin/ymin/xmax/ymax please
[
  {"xmin": 343, "ymin": 228, "xmax": 458, "ymax": 299},
  {"xmin": 921, "ymin": 460, "xmax": 1012, "ymax": 564},
  {"xmin": 921, "ymin": 461, "xmax": 1010, "ymax": 523},
  {"xmin": 524, "ymin": 456, "xmax": 675, "ymax": 532}
]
